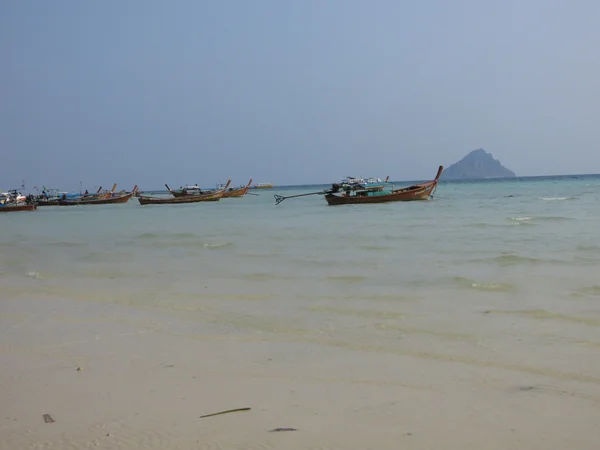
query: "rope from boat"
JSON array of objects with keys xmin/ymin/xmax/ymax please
[{"xmin": 430, "ymin": 184, "xmax": 438, "ymax": 199}]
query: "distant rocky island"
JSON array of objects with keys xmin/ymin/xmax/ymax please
[{"xmin": 442, "ymin": 149, "xmax": 516, "ymax": 179}]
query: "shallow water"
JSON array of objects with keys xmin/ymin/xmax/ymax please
[{"xmin": 2, "ymin": 175, "xmax": 600, "ymax": 449}]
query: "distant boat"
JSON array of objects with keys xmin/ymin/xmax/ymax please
[
  {"xmin": 1, "ymin": 189, "xmax": 27, "ymax": 204},
  {"xmin": 34, "ymin": 188, "xmax": 80, "ymax": 206},
  {"xmin": 251, "ymin": 182, "xmax": 274, "ymax": 189},
  {"xmin": 0, "ymin": 190, "xmax": 37, "ymax": 212},
  {"xmin": 138, "ymin": 180, "xmax": 231, "ymax": 205},
  {"xmin": 58, "ymin": 186, "xmax": 138, "ymax": 206},
  {"xmin": 0, "ymin": 203, "xmax": 37, "ymax": 213}
]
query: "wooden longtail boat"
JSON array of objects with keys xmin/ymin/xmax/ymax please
[
  {"xmin": 0, "ymin": 203, "xmax": 37, "ymax": 212},
  {"xmin": 223, "ymin": 179, "xmax": 253, "ymax": 198},
  {"xmin": 324, "ymin": 166, "xmax": 443, "ymax": 205},
  {"xmin": 58, "ymin": 186, "xmax": 138, "ymax": 206},
  {"xmin": 138, "ymin": 180, "xmax": 231, "ymax": 205},
  {"xmin": 36, "ymin": 190, "xmax": 82, "ymax": 206},
  {"xmin": 273, "ymin": 166, "xmax": 444, "ymax": 206}
]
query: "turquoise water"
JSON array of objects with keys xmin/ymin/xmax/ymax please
[
  {"xmin": 3, "ymin": 176, "xmax": 600, "ymax": 308},
  {"xmin": 2, "ymin": 175, "xmax": 600, "ymax": 372}
]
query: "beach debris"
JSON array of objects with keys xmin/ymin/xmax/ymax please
[
  {"xmin": 43, "ymin": 414, "xmax": 55, "ymax": 423},
  {"xmin": 199, "ymin": 407, "xmax": 251, "ymax": 418},
  {"xmin": 269, "ymin": 428, "xmax": 297, "ymax": 432},
  {"xmin": 76, "ymin": 367, "xmax": 83, "ymax": 371},
  {"xmin": 519, "ymin": 386, "xmax": 535, "ymax": 391}
]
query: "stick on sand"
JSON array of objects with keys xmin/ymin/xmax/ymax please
[{"xmin": 199, "ymin": 407, "xmax": 251, "ymax": 418}]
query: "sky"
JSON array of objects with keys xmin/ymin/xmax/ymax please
[{"xmin": 2, "ymin": 0, "xmax": 600, "ymax": 191}]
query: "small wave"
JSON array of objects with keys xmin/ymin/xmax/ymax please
[
  {"xmin": 137, "ymin": 232, "xmax": 160, "ymax": 239},
  {"xmin": 358, "ymin": 245, "xmax": 391, "ymax": 251},
  {"xmin": 325, "ymin": 275, "xmax": 369, "ymax": 283},
  {"xmin": 374, "ymin": 323, "xmax": 474, "ymax": 341},
  {"xmin": 307, "ymin": 306, "xmax": 405, "ymax": 319},
  {"xmin": 451, "ymin": 276, "xmax": 516, "ymax": 292},
  {"xmin": 539, "ymin": 196, "xmax": 577, "ymax": 201},
  {"xmin": 203, "ymin": 242, "xmax": 234, "ymax": 249},
  {"xmin": 484, "ymin": 309, "xmax": 600, "ymax": 326},
  {"xmin": 147, "ymin": 240, "xmax": 234, "ymax": 249},
  {"xmin": 507, "ymin": 216, "xmax": 535, "ymax": 226},
  {"xmin": 572, "ymin": 285, "xmax": 600, "ymax": 297},
  {"xmin": 510, "ymin": 216, "xmax": 532, "ymax": 221},
  {"xmin": 476, "ymin": 254, "xmax": 563, "ymax": 267},
  {"xmin": 470, "ymin": 222, "xmax": 505, "ymax": 228},
  {"xmin": 577, "ymin": 244, "xmax": 600, "ymax": 253},
  {"xmin": 507, "ymin": 216, "xmax": 573, "ymax": 225},
  {"xmin": 44, "ymin": 241, "xmax": 87, "ymax": 247},
  {"xmin": 243, "ymin": 272, "xmax": 295, "ymax": 281},
  {"xmin": 382, "ymin": 234, "xmax": 411, "ymax": 241},
  {"xmin": 535, "ymin": 216, "xmax": 573, "ymax": 222},
  {"xmin": 138, "ymin": 232, "xmax": 199, "ymax": 240},
  {"xmin": 170, "ymin": 232, "xmax": 198, "ymax": 238}
]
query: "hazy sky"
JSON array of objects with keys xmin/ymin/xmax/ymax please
[{"xmin": 2, "ymin": 0, "xmax": 600, "ymax": 190}]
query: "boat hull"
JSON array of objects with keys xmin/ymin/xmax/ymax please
[
  {"xmin": 37, "ymin": 199, "xmax": 61, "ymax": 206},
  {"xmin": 222, "ymin": 179, "xmax": 253, "ymax": 198},
  {"xmin": 58, "ymin": 193, "xmax": 133, "ymax": 206},
  {"xmin": 0, "ymin": 203, "xmax": 37, "ymax": 212}
]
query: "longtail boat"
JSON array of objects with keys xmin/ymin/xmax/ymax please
[
  {"xmin": 34, "ymin": 188, "xmax": 86, "ymax": 206},
  {"xmin": 40, "ymin": 185, "xmax": 108, "ymax": 205},
  {"xmin": 324, "ymin": 166, "xmax": 443, "ymax": 205},
  {"xmin": 58, "ymin": 186, "xmax": 138, "ymax": 206},
  {"xmin": 0, "ymin": 203, "xmax": 37, "ymax": 212},
  {"xmin": 274, "ymin": 166, "xmax": 443, "ymax": 206},
  {"xmin": 223, "ymin": 179, "xmax": 253, "ymax": 198},
  {"xmin": 138, "ymin": 180, "xmax": 231, "ymax": 205}
]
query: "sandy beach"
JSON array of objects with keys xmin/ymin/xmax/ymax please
[{"xmin": 2, "ymin": 287, "xmax": 600, "ymax": 450}]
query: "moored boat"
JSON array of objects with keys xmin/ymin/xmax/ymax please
[
  {"xmin": 324, "ymin": 166, "xmax": 443, "ymax": 205},
  {"xmin": 274, "ymin": 166, "xmax": 443, "ymax": 206},
  {"xmin": 0, "ymin": 203, "xmax": 37, "ymax": 212},
  {"xmin": 222, "ymin": 179, "xmax": 253, "ymax": 198},
  {"xmin": 138, "ymin": 180, "xmax": 231, "ymax": 205},
  {"xmin": 34, "ymin": 188, "xmax": 81, "ymax": 206},
  {"xmin": 58, "ymin": 186, "xmax": 138, "ymax": 205},
  {"xmin": 251, "ymin": 182, "xmax": 274, "ymax": 189}
]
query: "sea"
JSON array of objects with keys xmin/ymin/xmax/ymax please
[{"xmin": 2, "ymin": 174, "xmax": 600, "ymax": 448}]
